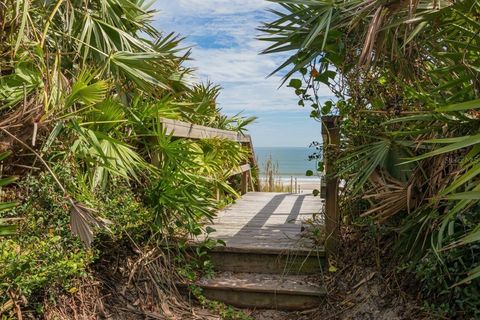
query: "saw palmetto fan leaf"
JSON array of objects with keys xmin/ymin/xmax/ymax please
[{"xmin": 69, "ymin": 200, "xmax": 111, "ymax": 247}]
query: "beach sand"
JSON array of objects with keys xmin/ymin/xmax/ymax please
[
  {"xmin": 296, "ymin": 181, "xmax": 321, "ymax": 193},
  {"xmin": 259, "ymin": 178, "xmax": 321, "ymax": 194}
]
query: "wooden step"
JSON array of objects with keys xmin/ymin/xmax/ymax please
[
  {"xmin": 207, "ymin": 245, "xmax": 325, "ymax": 274},
  {"xmin": 198, "ymin": 272, "xmax": 326, "ymax": 310}
]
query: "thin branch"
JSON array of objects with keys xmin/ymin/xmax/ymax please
[{"xmin": 0, "ymin": 127, "xmax": 67, "ymax": 194}]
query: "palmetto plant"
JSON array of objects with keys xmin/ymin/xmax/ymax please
[
  {"xmin": 262, "ymin": 0, "xmax": 480, "ymax": 290},
  {"xmin": 0, "ymin": 1, "xmax": 253, "ymax": 316},
  {"xmin": 1, "ymin": 0, "xmax": 252, "ymax": 244}
]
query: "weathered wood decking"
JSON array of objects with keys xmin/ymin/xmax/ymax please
[
  {"xmin": 199, "ymin": 192, "xmax": 323, "ymax": 251},
  {"xmin": 196, "ymin": 192, "xmax": 326, "ymax": 310}
]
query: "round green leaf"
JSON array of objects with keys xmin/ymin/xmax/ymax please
[{"xmin": 288, "ymin": 79, "xmax": 302, "ymax": 89}]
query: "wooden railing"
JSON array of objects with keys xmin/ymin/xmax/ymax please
[
  {"xmin": 160, "ymin": 118, "xmax": 250, "ymax": 142},
  {"xmin": 321, "ymin": 116, "xmax": 340, "ymax": 256},
  {"xmin": 159, "ymin": 118, "xmax": 258, "ymax": 195}
]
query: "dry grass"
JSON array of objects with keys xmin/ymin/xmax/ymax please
[
  {"xmin": 259, "ymin": 155, "xmax": 291, "ymax": 193},
  {"xmin": 43, "ymin": 240, "xmax": 220, "ymax": 320},
  {"xmin": 309, "ymin": 226, "xmax": 428, "ymax": 320}
]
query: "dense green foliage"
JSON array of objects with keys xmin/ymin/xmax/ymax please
[
  {"xmin": 0, "ymin": 0, "xmax": 253, "ymax": 316},
  {"xmin": 262, "ymin": 0, "xmax": 480, "ymax": 317}
]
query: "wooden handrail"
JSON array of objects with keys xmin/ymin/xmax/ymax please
[
  {"xmin": 159, "ymin": 117, "xmax": 257, "ymax": 195},
  {"xmin": 229, "ymin": 164, "xmax": 251, "ymax": 177},
  {"xmin": 245, "ymin": 135, "xmax": 260, "ymax": 191},
  {"xmin": 160, "ymin": 118, "xmax": 250, "ymax": 142}
]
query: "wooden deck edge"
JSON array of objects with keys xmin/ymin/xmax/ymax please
[
  {"xmin": 176, "ymin": 280, "xmax": 327, "ymax": 297},
  {"xmin": 199, "ymin": 283, "xmax": 326, "ymax": 297},
  {"xmin": 205, "ymin": 245, "xmax": 326, "ymax": 257},
  {"xmin": 197, "ymin": 279, "xmax": 326, "ymax": 297}
]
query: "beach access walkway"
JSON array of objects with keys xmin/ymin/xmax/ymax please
[
  {"xmin": 160, "ymin": 117, "xmax": 333, "ymax": 310},
  {"xmin": 199, "ymin": 192, "xmax": 321, "ymax": 250},
  {"xmin": 195, "ymin": 192, "xmax": 326, "ymax": 310}
]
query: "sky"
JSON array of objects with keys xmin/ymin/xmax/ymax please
[{"xmin": 153, "ymin": 0, "xmax": 333, "ymax": 147}]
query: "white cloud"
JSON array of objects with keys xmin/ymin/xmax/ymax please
[
  {"xmin": 154, "ymin": 0, "xmax": 269, "ymax": 16},
  {"xmin": 190, "ymin": 48, "xmax": 333, "ymax": 111},
  {"xmin": 192, "ymin": 49, "xmax": 276, "ymax": 82},
  {"xmin": 153, "ymin": 0, "xmax": 334, "ymax": 113}
]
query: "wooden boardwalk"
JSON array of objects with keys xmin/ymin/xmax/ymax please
[
  {"xmin": 199, "ymin": 192, "xmax": 324, "ymax": 251},
  {"xmin": 196, "ymin": 192, "xmax": 326, "ymax": 309},
  {"xmin": 161, "ymin": 116, "xmax": 332, "ymax": 309}
]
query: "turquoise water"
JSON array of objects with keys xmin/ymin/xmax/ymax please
[{"xmin": 254, "ymin": 147, "xmax": 319, "ymax": 180}]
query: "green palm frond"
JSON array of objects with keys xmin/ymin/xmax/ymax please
[
  {"xmin": 0, "ymin": 60, "xmax": 43, "ymax": 111},
  {"xmin": 65, "ymin": 70, "xmax": 109, "ymax": 108},
  {"xmin": 69, "ymin": 121, "xmax": 152, "ymax": 189},
  {"xmin": 108, "ymin": 51, "xmax": 175, "ymax": 91},
  {"xmin": 260, "ymin": 0, "xmax": 457, "ymax": 79}
]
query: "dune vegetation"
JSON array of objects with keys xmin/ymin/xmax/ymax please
[
  {"xmin": 2, "ymin": 0, "xmax": 480, "ymax": 318},
  {"xmin": 261, "ymin": 0, "xmax": 480, "ymax": 317},
  {"xmin": 0, "ymin": 0, "xmax": 255, "ymax": 318}
]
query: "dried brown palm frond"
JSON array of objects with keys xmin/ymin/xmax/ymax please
[
  {"xmin": 361, "ymin": 170, "xmax": 420, "ymax": 222},
  {"xmin": 359, "ymin": 5, "xmax": 388, "ymax": 66},
  {"xmin": 358, "ymin": 0, "xmax": 428, "ymax": 66},
  {"xmin": 0, "ymin": 95, "xmax": 44, "ymax": 154},
  {"xmin": 361, "ymin": 148, "xmax": 464, "ymax": 223},
  {"xmin": 44, "ymin": 245, "xmax": 221, "ymax": 320},
  {"xmin": 69, "ymin": 200, "xmax": 112, "ymax": 247}
]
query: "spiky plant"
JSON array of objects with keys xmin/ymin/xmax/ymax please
[{"xmin": 261, "ymin": 0, "xmax": 480, "ymax": 301}]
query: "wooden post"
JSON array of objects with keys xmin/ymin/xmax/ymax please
[
  {"xmin": 241, "ymin": 170, "xmax": 249, "ymax": 195},
  {"xmin": 246, "ymin": 135, "xmax": 260, "ymax": 192},
  {"xmin": 249, "ymin": 171, "xmax": 255, "ymax": 192},
  {"xmin": 290, "ymin": 176, "xmax": 293, "ymax": 193},
  {"xmin": 322, "ymin": 116, "xmax": 340, "ymax": 256},
  {"xmin": 320, "ymin": 177, "xmax": 326, "ymax": 199}
]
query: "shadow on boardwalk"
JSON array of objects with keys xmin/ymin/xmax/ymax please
[{"xmin": 229, "ymin": 193, "xmax": 307, "ymax": 246}]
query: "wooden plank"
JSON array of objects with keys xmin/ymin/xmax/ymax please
[
  {"xmin": 229, "ymin": 164, "xmax": 251, "ymax": 177},
  {"xmin": 208, "ymin": 251, "xmax": 324, "ymax": 274},
  {"xmin": 197, "ymin": 192, "xmax": 324, "ymax": 251},
  {"xmin": 207, "ymin": 245, "xmax": 326, "ymax": 256},
  {"xmin": 198, "ymin": 272, "xmax": 326, "ymax": 310},
  {"xmin": 160, "ymin": 117, "xmax": 249, "ymax": 142},
  {"xmin": 199, "ymin": 273, "xmax": 325, "ymax": 296}
]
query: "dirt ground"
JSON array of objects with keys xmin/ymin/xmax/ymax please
[
  {"xmin": 243, "ymin": 227, "xmax": 427, "ymax": 320},
  {"xmin": 248, "ymin": 270, "xmax": 417, "ymax": 320},
  {"xmin": 38, "ymin": 228, "xmax": 428, "ymax": 320}
]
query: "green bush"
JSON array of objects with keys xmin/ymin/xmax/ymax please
[
  {"xmin": 0, "ymin": 237, "xmax": 90, "ymax": 301},
  {"xmin": 0, "ymin": 166, "xmax": 155, "ymax": 311},
  {"xmin": 412, "ymin": 247, "xmax": 480, "ymax": 318},
  {"xmin": 410, "ymin": 206, "xmax": 480, "ymax": 318},
  {"xmin": 1, "ymin": 168, "xmax": 87, "ymax": 307}
]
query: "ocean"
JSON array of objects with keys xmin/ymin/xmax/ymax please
[{"xmin": 254, "ymin": 147, "xmax": 320, "ymax": 182}]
